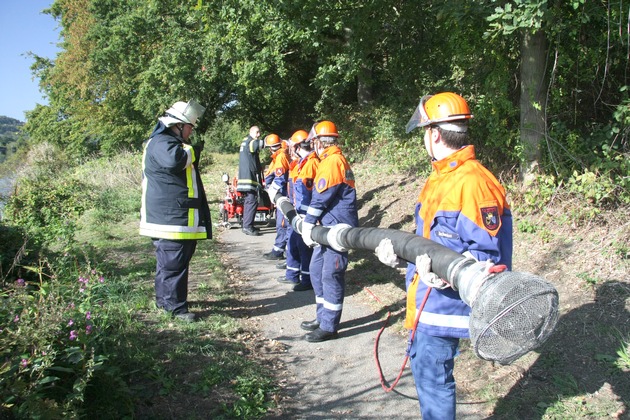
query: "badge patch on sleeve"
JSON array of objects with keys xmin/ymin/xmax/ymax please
[
  {"xmin": 305, "ymin": 178, "xmax": 314, "ymax": 189},
  {"xmin": 481, "ymin": 206, "xmax": 499, "ymax": 230},
  {"xmin": 275, "ymin": 168, "xmax": 285, "ymax": 176},
  {"xmin": 317, "ymin": 178, "xmax": 327, "ymax": 191}
]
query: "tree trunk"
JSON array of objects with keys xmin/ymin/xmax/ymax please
[
  {"xmin": 519, "ymin": 28, "xmax": 548, "ymax": 184},
  {"xmin": 357, "ymin": 63, "xmax": 373, "ymax": 107}
]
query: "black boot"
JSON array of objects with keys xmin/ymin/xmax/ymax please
[
  {"xmin": 305, "ymin": 328, "xmax": 338, "ymax": 342},
  {"xmin": 242, "ymin": 227, "xmax": 261, "ymax": 236},
  {"xmin": 300, "ymin": 319, "xmax": 320, "ymax": 331}
]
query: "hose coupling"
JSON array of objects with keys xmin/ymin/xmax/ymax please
[{"xmin": 326, "ymin": 223, "xmax": 352, "ymax": 252}]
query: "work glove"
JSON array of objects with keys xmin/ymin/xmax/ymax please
[
  {"xmin": 462, "ymin": 251, "xmax": 506, "ymax": 275},
  {"xmin": 374, "ymin": 238, "xmax": 401, "ymax": 268},
  {"xmin": 301, "ymin": 222, "xmax": 317, "ymax": 247},
  {"xmin": 193, "ymin": 141, "xmax": 204, "ymax": 155},
  {"xmin": 266, "ymin": 182, "xmax": 281, "ymax": 203},
  {"xmin": 415, "ymin": 254, "xmax": 450, "ymax": 289}
]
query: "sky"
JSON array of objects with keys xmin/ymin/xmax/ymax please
[{"xmin": 0, "ymin": 1, "xmax": 60, "ymax": 122}]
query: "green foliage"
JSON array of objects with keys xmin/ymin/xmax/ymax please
[
  {"xmin": 515, "ymin": 164, "xmax": 629, "ymax": 225},
  {"xmin": 333, "ymin": 104, "xmax": 429, "ymax": 174},
  {"xmin": 0, "ymin": 116, "xmax": 23, "ymax": 138},
  {"xmin": 0, "ymin": 223, "xmax": 41, "ymax": 287},
  {"xmin": 0, "ymin": 149, "xmax": 278, "ymax": 418},
  {"xmin": 227, "ymin": 374, "xmax": 276, "ymax": 419},
  {"xmin": 3, "ymin": 143, "xmax": 93, "ymax": 249},
  {"xmin": 517, "ymin": 174, "xmax": 557, "ymax": 214},
  {"xmin": 486, "ymin": 0, "xmax": 549, "ymax": 36},
  {"xmin": 201, "ymin": 116, "xmax": 246, "ymax": 154},
  {"xmin": 0, "ymin": 116, "xmax": 24, "ymax": 164},
  {"xmin": 5, "ymin": 177, "xmax": 91, "ymax": 247},
  {"xmin": 615, "ymin": 334, "xmax": 630, "ymax": 370},
  {"xmin": 577, "ymin": 271, "xmax": 600, "ymax": 286},
  {"xmin": 0, "ymin": 265, "xmax": 127, "ymax": 418}
]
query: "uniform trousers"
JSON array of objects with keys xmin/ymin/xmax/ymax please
[
  {"xmin": 271, "ymin": 208, "xmax": 288, "ymax": 255},
  {"xmin": 309, "ymin": 245, "xmax": 348, "ymax": 332},
  {"xmin": 285, "ymin": 225, "xmax": 313, "ymax": 285},
  {"xmin": 153, "ymin": 238, "xmax": 197, "ymax": 315},
  {"xmin": 410, "ymin": 331, "xmax": 459, "ymax": 420},
  {"xmin": 241, "ymin": 191, "xmax": 258, "ymax": 229}
]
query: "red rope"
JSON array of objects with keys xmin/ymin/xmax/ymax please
[{"xmin": 369, "ymin": 285, "xmax": 432, "ymax": 392}]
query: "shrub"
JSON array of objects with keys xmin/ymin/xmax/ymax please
[
  {"xmin": 201, "ymin": 116, "xmax": 246, "ymax": 154},
  {"xmin": 4, "ymin": 177, "xmax": 92, "ymax": 248},
  {"xmin": 0, "ymin": 265, "xmax": 127, "ymax": 418}
]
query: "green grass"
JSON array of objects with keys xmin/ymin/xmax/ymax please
[{"xmin": 0, "ymin": 147, "xmax": 276, "ymax": 419}]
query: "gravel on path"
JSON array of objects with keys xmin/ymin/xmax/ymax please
[{"xmin": 218, "ymin": 224, "xmax": 485, "ymax": 419}]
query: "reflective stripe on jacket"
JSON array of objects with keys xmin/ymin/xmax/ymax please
[
  {"xmin": 237, "ymin": 135, "xmax": 263, "ymax": 193},
  {"xmin": 140, "ymin": 130, "xmax": 211, "ymax": 240}
]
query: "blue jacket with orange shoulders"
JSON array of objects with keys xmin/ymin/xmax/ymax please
[
  {"xmin": 264, "ymin": 149, "xmax": 290, "ymax": 195},
  {"xmin": 304, "ymin": 145, "xmax": 358, "ymax": 228},
  {"xmin": 405, "ymin": 145, "xmax": 513, "ymax": 338},
  {"xmin": 293, "ymin": 152, "xmax": 320, "ymax": 214}
]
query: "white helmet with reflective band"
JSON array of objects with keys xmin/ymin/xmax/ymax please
[{"xmin": 159, "ymin": 100, "xmax": 206, "ymax": 127}]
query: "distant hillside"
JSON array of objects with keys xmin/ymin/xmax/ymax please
[
  {"xmin": 0, "ymin": 116, "xmax": 24, "ymax": 139},
  {"xmin": 0, "ymin": 116, "xmax": 25, "ymax": 163}
]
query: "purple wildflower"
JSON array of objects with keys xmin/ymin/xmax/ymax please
[
  {"xmin": 69, "ymin": 330, "xmax": 78, "ymax": 341},
  {"xmin": 16, "ymin": 278, "xmax": 25, "ymax": 287},
  {"xmin": 85, "ymin": 312, "xmax": 91, "ymax": 320},
  {"xmin": 21, "ymin": 359, "xmax": 28, "ymax": 368},
  {"xmin": 85, "ymin": 325, "xmax": 92, "ymax": 335}
]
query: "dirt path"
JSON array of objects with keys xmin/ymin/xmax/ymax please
[{"xmin": 218, "ymin": 224, "xmax": 485, "ymax": 419}]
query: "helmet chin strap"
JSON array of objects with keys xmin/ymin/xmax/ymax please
[
  {"xmin": 427, "ymin": 127, "xmax": 436, "ymax": 160},
  {"xmin": 314, "ymin": 139, "xmax": 324, "ymax": 157},
  {"xmin": 174, "ymin": 123, "xmax": 191, "ymax": 143}
]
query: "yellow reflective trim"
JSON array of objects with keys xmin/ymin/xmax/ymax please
[{"xmin": 139, "ymin": 226, "xmax": 207, "ymax": 240}]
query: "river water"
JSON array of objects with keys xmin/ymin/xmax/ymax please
[{"xmin": 0, "ymin": 175, "xmax": 15, "ymax": 220}]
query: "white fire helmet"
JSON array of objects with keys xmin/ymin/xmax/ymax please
[{"xmin": 159, "ymin": 100, "xmax": 206, "ymax": 127}]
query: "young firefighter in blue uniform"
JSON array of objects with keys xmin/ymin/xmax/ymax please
[
  {"xmin": 277, "ymin": 129, "xmax": 319, "ymax": 291},
  {"xmin": 140, "ymin": 100, "xmax": 210, "ymax": 322},
  {"xmin": 263, "ymin": 134, "xmax": 290, "ymax": 259},
  {"xmin": 300, "ymin": 121, "xmax": 359, "ymax": 342},
  {"xmin": 276, "ymin": 139, "xmax": 299, "ymax": 271},
  {"xmin": 378, "ymin": 92, "xmax": 513, "ymax": 419}
]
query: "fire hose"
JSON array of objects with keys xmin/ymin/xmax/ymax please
[{"xmin": 274, "ymin": 195, "xmax": 560, "ymax": 367}]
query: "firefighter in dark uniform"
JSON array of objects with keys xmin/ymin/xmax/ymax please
[
  {"xmin": 140, "ymin": 100, "xmax": 210, "ymax": 322},
  {"xmin": 237, "ymin": 126, "xmax": 264, "ymax": 236},
  {"xmin": 300, "ymin": 121, "xmax": 359, "ymax": 342}
]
